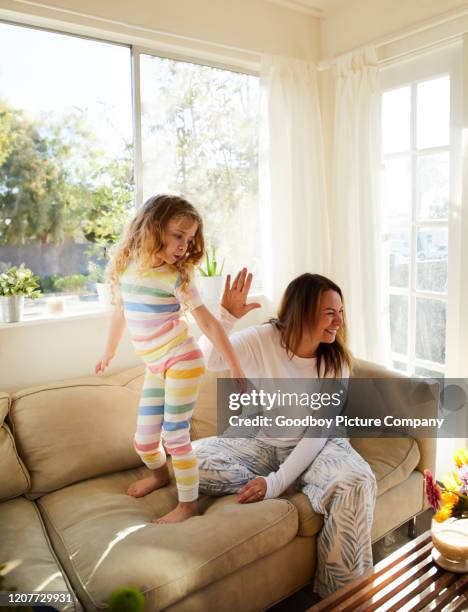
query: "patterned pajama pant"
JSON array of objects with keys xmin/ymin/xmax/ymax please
[
  {"xmin": 193, "ymin": 436, "xmax": 377, "ymax": 598},
  {"xmin": 134, "ymin": 349, "xmax": 205, "ymax": 502}
]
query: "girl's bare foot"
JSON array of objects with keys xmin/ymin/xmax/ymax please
[
  {"xmin": 127, "ymin": 465, "xmax": 170, "ymax": 498},
  {"xmin": 152, "ymin": 501, "xmax": 199, "ymax": 524}
]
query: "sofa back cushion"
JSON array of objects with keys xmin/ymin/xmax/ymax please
[
  {"xmin": 9, "ymin": 363, "xmax": 222, "ymax": 498},
  {"xmin": 352, "ymin": 359, "xmax": 437, "ymax": 475},
  {"xmin": 0, "ymin": 392, "xmax": 30, "ymax": 500},
  {"xmin": 10, "ymin": 367, "xmax": 145, "ymax": 498},
  {"xmin": 191, "ymin": 369, "xmax": 227, "ymax": 441}
]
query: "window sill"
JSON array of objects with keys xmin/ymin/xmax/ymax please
[
  {"xmin": 0, "ymin": 306, "xmax": 111, "ymax": 329},
  {"xmin": 0, "ymin": 294, "xmax": 112, "ymax": 329},
  {"xmin": 0, "ymin": 291, "xmax": 268, "ymax": 330}
]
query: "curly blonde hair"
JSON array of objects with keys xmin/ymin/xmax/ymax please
[{"xmin": 107, "ymin": 194, "xmax": 204, "ymax": 300}]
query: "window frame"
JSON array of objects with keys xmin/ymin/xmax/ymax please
[
  {"xmin": 380, "ymin": 42, "xmax": 463, "ymax": 376},
  {"xmin": 0, "ymin": 19, "xmax": 263, "ymax": 323}
]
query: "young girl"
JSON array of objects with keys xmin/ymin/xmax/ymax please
[{"xmin": 95, "ymin": 194, "xmax": 245, "ymax": 524}]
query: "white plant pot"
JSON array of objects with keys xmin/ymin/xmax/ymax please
[
  {"xmin": 0, "ymin": 295, "xmax": 24, "ymax": 323},
  {"xmin": 96, "ymin": 283, "xmax": 112, "ymax": 308},
  {"xmin": 199, "ymin": 276, "xmax": 224, "ymax": 303}
]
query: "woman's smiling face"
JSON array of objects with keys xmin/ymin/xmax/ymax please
[{"xmin": 310, "ymin": 290, "xmax": 344, "ymax": 346}]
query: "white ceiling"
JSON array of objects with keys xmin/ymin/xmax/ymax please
[{"xmin": 267, "ymin": 0, "xmax": 347, "ymax": 17}]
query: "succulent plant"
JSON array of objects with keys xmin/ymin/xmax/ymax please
[{"xmin": 200, "ymin": 245, "xmax": 224, "ymax": 277}]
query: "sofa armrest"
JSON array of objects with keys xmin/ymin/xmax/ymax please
[{"xmin": 351, "ymin": 359, "xmax": 438, "ymax": 477}]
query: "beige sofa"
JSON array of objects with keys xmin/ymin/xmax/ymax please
[{"xmin": 0, "ymin": 360, "xmax": 436, "ymax": 611}]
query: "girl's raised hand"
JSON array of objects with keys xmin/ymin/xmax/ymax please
[{"xmin": 221, "ymin": 268, "xmax": 261, "ymax": 319}]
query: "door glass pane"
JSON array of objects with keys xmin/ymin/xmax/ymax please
[
  {"xmin": 388, "ymin": 231, "xmax": 410, "ymax": 288},
  {"xmin": 416, "ymin": 227, "xmax": 448, "ymax": 293},
  {"xmin": 417, "ymin": 152, "xmax": 449, "ymax": 219},
  {"xmin": 390, "ymin": 295, "xmax": 408, "ymax": 355},
  {"xmin": 417, "ymin": 76, "xmax": 450, "ymax": 149},
  {"xmin": 382, "ymin": 157, "xmax": 411, "ymax": 225},
  {"xmin": 415, "ymin": 298, "xmax": 446, "ymax": 364},
  {"xmin": 382, "ymin": 86, "xmax": 410, "ymax": 154},
  {"xmin": 414, "ymin": 366, "xmax": 444, "ymax": 379},
  {"xmin": 392, "ymin": 361, "xmax": 408, "ymax": 373}
]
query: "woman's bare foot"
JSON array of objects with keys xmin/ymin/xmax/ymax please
[
  {"xmin": 152, "ymin": 501, "xmax": 199, "ymax": 524},
  {"xmin": 127, "ymin": 465, "xmax": 170, "ymax": 498}
]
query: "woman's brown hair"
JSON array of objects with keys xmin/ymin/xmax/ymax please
[
  {"xmin": 269, "ymin": 273, "xmax": 352, "ymax": 377},
  {"xmin": 107, "ymin": 194, "xmax": 204, "ymax": 297}
]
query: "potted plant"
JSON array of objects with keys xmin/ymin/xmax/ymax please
[
  {"xmin": 0, "ymin": 264, "xmax": 42, "ymax": 323},
  {"xmin": 88, "ymin": 261, "xmax": 111, "ymax": 307},
  {"xmin": 199, "ymin": 245, "xmax": 225, "ymax": 303},
  {"xmin": 424, "ymin": 448, "xmax": 468, "ymax": 572}
]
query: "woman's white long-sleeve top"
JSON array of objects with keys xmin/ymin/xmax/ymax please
[{"xmin": 198, "ymin": 307, "xmax": 349, "ymax": 499}]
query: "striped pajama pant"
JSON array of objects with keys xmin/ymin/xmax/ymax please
[
  {"xmin": 194, "ymin": 436, "xmax": 377, "ymax": 598},
  {"xmin": 134, "ymin": 345, "xmax": 205, "ymax": 502}
]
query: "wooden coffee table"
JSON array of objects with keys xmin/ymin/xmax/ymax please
[{"xmin": 308, "ymin": 531, "xmax": 468, "ymax": 611}]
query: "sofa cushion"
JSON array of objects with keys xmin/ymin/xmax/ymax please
[
  {"xmin": 37, "ymin": 465, "xmax": 298, "ymax": 611},
  {"xmin": 10, "ymin": 368, "xmax": 145, "ymax": 498},
  {"xmin": 286, "ymin": 491, "xmax": 323, "ymax": 537},
  {"xmin": 350, "ymin": 437, "xmax": 420, "ymax": 496},
  {"xmin": 191, "ymin": 369, "xmax": 225, "ymax": 441},
  {"xmin": 0, "ymin": 496, "xmax": 79, "ymax": 610},
  {"xmin": 372, "ymin": 470, "xmax": 425, "ymax": 541},
  {"xmin": 165, "ymin": 536, "xmax": 316, "ymax": 612},
  {"xmin": 0, "ymin": 393, "xmax": 30, "ymax": 501},
  {"xmin": 350, "ymin": 359, "xmax": 438, "ymax": 478}
]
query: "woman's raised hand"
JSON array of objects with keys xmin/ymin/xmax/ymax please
[{"xmin": 221, "ymin": 268, "xmax": 261, "ymax": 319}]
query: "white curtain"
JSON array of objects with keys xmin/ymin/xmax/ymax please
[
  {"xmin": 259, "ymin": 55, "xmax": 329, "ymax": 307},
  {"xmin": 331, "ymin": 48, "xmax": 388, "ymax": 364}
]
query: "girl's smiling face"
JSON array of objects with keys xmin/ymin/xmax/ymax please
[{"xmin": 157, "ymin": 216, "xmax": 199, "ymax": 266}]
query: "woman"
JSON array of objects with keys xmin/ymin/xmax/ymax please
[{"xmin": 195, "ymin": 269, "xmax": 377, "ymax": 598}]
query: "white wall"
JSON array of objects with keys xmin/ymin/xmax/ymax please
[
  {"xmin": 0, "ymin": 0, "xmax": 321, "ymax": 63},
  {"xmin": 0, "ymin": 313, "xmax": 139, "ymax": 392},
  {"xmin": 0, "ymin": 300, "xmax": 272, "ymax": 393},
  {"xmin": 320, "ymin": 0, "xmax": 465, "ymax": 59}
]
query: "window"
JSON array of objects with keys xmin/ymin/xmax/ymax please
[
  {"xmin": 381, "ymin": 44, "xmax": 462, "ymax": 376},
  {"xmin": 0, "ymin": 22, "xmax": 134, "ymax": 315},
  {"xmin": 139, "ymin": 54, "xmax": 260, "ymax": 284},
  {"xmin": 0, "ymin": 22, "xmax": 260, "ymax": 320}
]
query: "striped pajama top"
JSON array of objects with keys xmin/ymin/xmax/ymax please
[{"xmin": 119, "ymin": 262, "xmax": 203, "ymax": 373}]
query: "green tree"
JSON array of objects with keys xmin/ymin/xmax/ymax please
[
  {"xmin": 140, "ymin": 57, "xmax": 259, "ymax": 268},
  {"xmin": 0, "ymin": 100, "xmax": 134, "ymax": 250},
  {"xmin": 82, "ymin": 153, "xmax": 134, "ymax": 248},
  {"xmin": 0, "ymin": 101, "xmax": 90, "ymax": 245},
  {"xmin": 0, "ymin": 104, "xmax": 13, "ymax": 166}
]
